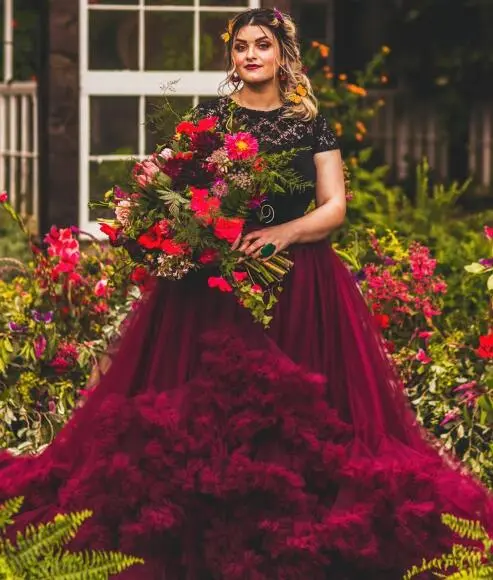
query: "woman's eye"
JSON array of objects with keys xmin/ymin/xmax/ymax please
[
  {"xmin": 234, "ymin": 45, "xmax": 246, "ymax": 51},
  {"xmin": 258, "ymin": 43, "xmax": 271, "ymax": 50}
]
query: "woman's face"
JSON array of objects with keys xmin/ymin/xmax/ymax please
[{"xmin": 231, "ymin": 24, "xmax": 281, "ymax": 85}]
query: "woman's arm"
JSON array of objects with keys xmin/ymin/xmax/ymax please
[{"xmin": 237, "ymin": 149, "xmax": 346, "ymax": 258}]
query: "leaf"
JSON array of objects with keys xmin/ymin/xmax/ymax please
[{"xmin": 464, "ymin": 263, "xmax": 485, "ymax": 274}]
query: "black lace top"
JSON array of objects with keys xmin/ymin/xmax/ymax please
[{"xmin": 194, "ymin": 97, "xmax": 339, "ymax": 225}]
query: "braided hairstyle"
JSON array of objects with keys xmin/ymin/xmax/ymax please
[{"xmin": 219, "ymin": 8, "xmax": 318, "ymax": 121}]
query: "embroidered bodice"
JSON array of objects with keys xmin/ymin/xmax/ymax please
[{"xmin": 194, "ymin": 97, "xmax": 339, "ymax": 225}]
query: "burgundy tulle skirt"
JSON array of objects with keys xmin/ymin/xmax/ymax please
[{"xmin": 1, "ymin": 240, "xmax": 492, "ymax": 579}]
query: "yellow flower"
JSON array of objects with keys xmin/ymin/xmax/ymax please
[
  {"xmin": 356, "ymin": 121, "xmax": 367, "ymax": 134},
  {"xmin": 221, "ymin": 19, "xmax": 233, "ymax": 43},
  {"xmin": 381, "ymin": 45, "xmax": 391, "ymax": 55},
  {"xmin": 319, "ymin": 44, "xmax": 330, "ymax": 58},
  {"xmin": 288, "ymin": 83, "xmax": 308, "ymax": 104},
  {"xmin": 334, "ymin": 122, "xmax": 343, "ymax": 137},
  {"xmin": 346, "ymin": 83, "xmax": 367, "ymax": 97},
  {"xmin": 338, "ymin": 73, "xmax": 347, "ymax": 81},
  {"xmin": 288, "ymin": 94, "xmax": 302, "ymax": 104},
  {"xmin": 221, "ymin": 31, "xmax": 231, "ymax": 43},
  {"xmin": 377, "ymin": 98, "xmax": 385, "ymax": 107}
]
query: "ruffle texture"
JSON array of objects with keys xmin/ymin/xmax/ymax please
[{"xmin": 0, "ymin": 242, "xmax": 492, "ymax": 579}]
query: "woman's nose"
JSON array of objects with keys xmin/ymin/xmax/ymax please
[{"xmin": 246, "ymin": 44, "xmax": 256, "ymax": 59}]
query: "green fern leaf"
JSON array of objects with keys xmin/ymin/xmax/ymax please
[
  {"xmin": 0, "ymin": 497, "xmax": 24, "ymax": 533},
  {"xmin": 7, "ymin": 510, "xmax": 93, "ymax": 571}
]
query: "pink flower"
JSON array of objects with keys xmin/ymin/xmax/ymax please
[
  {"xmin": 115, "ymin": 199, "xmax": 132, "ymax": 227},
  {"xmin": 415, "ymin": 348, "xmax": 431, "ymax": 364},
  {"xmin": 418, "ymin": 330, "xmax": 433, "ymax": 340},
  {"xmin": 225, "ymin": 132, "xmax": 259, "ymax": 160},
  {"xmin": 208, "ymin": 276, "xmax": 233, "ymax": 292},
  {"xmin": 133, "ymin": 158, "xmax": 160, "ymax": 188},
  {"xmin": 440, "ymin": 409, "xmax": 460, "ymax": 427},
  {"xmin": 251, "ymin": 284, "xmax": 263, "ymax": 293},
  {"xmin": 232, "ymin": 271, "xmax": 248, "ymax": 282},
  {"xmin": 0, "ymin": 191, "xmax": 7, "ymax": 203},
  {"xmin": 34, "ymin": 335, "xmax": 47, "ymax": 359},
  {"xmin": 94, "ymin": 278, "xmax": 109, "ymax": 297},
  {"xmin": 484, "ymin": 225, "xmax": 493, "ymax": 240}
]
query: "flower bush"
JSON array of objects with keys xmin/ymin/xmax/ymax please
[
  {"xmin": 0, "ymin": 200, "xmax": 139, "ymax": 454},
  {"xmin": 335, "ymin": 225, "xmax": 493, "ymax": 486}
]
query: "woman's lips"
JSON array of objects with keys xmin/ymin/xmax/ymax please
[{"xmin": 245, "ymin": 65, "xmax": 262, "ymax": 70}]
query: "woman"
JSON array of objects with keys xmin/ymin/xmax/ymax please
[{"xmin": 0, "ymin": 8, "xmax": 492, "ymax": 579}]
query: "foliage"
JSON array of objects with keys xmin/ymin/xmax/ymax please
[
  {"xmin": 334, "ymin": 223, "xmax": 493, "ymax": 487},
  {"xmin": 0, "ymin": 200, "xmax": 139, "ymax": 455},
  {"xmin": 0, "ymin": 496, "xmax": 143, "ymax": 578},
  {"xmin": 404, "ymin": 513, "xmax": 493, "ymax": 579}
]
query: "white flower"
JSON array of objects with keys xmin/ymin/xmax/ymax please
[{"xmin": 159, "ymin": 148, "xmax": 174, "ymax": 160}]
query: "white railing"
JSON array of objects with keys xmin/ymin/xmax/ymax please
[{"xmin": 0, "ymin": 81, "xmax": 39, "ymax": 229}]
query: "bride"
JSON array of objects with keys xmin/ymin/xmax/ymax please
[{"xmin": 0, "ymin": 7, "xmax": 492, "ymax": 579}]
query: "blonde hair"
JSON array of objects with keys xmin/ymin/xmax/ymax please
[{"xmin": 219, "ymin": 8, "xmax": 318, "ymax": 122}]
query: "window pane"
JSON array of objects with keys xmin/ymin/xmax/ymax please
[
  {"xmin": 199, "ymin": 0, "xmax": 248, "ymax": 5},
  {"xmin": 145, "ymin": 96, "xmax": 194, "ymax": 151},
  {"xmin": 89, "ymin": 160, "xmax": 135, "ymax": 221},
  {"xmin": 90, "ymin": 97, "xmax": 139, "ymax": 155},
  {"xmin": 94, "ymin": 0, "xmax": 138, "ymax": 4},
  {"xmin": 145, "ymin": 0, "xmax": 193, "ymax": 5},
  {"xmin": 200, "ymin": 11, "xmax": 237, "ymax": 71},
  {"xmin": 145, "ymin": 12, "xmax": 193, "ymax": 70},
  {"xmin": 89, "ymin": 10, "xmax": 138, "ymax": 70}
]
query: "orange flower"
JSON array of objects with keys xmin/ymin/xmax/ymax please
[
  {"xmin": 356, "ymin": 121, "xmax": 367, "ymax": 134},
  {"xmin": 319, "ymin": 44, "xmax": 330, "ymax": 58},
  {"xmin": 346, "ymin": 83, "xmax": 367, "ymax": 97},
  {"xmin": 380, "ymin": 75, "xmax": 388, "ymax": 84},
  {"xmin": 325, "ymin": 72, "xmax": 333, "ymax": 79},
  {"xmin": 381, "ymin": 45, "xmax": 391, "ymax": 55},
  {"xmin": 311, "ymin": 40, "xmax": 320, "ymax": 48},
  {"xmin": 334, "ymin": 122, "xmax": 343, "ymax": 137},
  {"xmin": 338, "ymin": 73, "xmax": 347, "ymax": 81},
  {"xmin": 355, "ymin": 133, "xmax": 364, "ymax": 142},
  {"xmin": 323, "ymin": 65, "xmax": 331, "ymax": 72}
]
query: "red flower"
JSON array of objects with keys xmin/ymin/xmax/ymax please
[
  {"xmin": 130, "ymin": 266, "xmax": 150, "ymax": 285},
  {"xmin": 232, "ymin": 271, "xmax": 248, "ymax": 282},
  {"xmin": 251, "ymin": 284, "xmax": 263, "ymax": 293},
  {"xmin": 161, "ymin": 238, "xmax": 190, "ymax": 256},
  {"xmin": 0, "ymin": 191, "xmax": 7, "ymax": 203},
  {"xmin": 198, "ymin": 248, "xmax": 219, "ymax": 264},
  {"xmin": 137, "ymin": 221, "xmax": 170, "ymax": 249},
  {"xmin": 476, "ymin": 332, "xmax": 493, "ymax": 358},
  {"xmin": 252, "ymin": 158, "xmax": 267, "ymax": 172},
  {"xmin": 208, "ymin": 276, "xmax": 233, "ymax": 292},
  {"xmin": 196, "ymin": 116, "xmax": 218, "ymax": 132},
  {"xmin": 100, "ymin": 223, "xmax": 121, "ymax": 243},
  {"xmin": 213, "ymin": 216, "xmax": 245, "ymax": 244},
  {"xmin": 373, "ymin": 313, "xmax": 390, "ymax": 329},
  {"xmin": 175, "ymin": 121, "xmax": 196, "ymax": 136}
]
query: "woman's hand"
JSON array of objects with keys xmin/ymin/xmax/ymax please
[{"xmin": 231, "ymin": 223, "xmax": 298, "ymax": 260}]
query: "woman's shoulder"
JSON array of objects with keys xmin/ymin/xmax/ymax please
[
  {"xmin": 311, "ymin": 111, "xmax": 340, "ymax": 153},
  {"xmin": 192, "ymin": 96, "xmax": 229, "ymax": 119}
]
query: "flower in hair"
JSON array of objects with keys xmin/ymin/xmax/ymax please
[
  {"xmin": 287, "ymin": 83, "xmax": 308, "ymax": 104},
  {"xmin": 273, "ymin": 8, "xmax": 284, "ymax": 24},
  {"xmin": 221, "ymin": 19, "xmax": 233, "ymax": 43}
]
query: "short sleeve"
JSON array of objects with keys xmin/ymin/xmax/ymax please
[{"xmin": 313, "ymin": 113, "xmax": 340, "ymax": 153}]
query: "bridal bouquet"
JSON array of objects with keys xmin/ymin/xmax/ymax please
[{"xmin": 95, "ymin": 109, "xmax": 307, "ymax": 326}]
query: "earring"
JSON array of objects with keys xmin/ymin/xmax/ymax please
[
  {"xmin": 231, "ymin": 71, "xmax": 240, "ymax": 83},
  {"xmin": 279, "ymin": 67, "xmax": 287, "ymax": 82}
]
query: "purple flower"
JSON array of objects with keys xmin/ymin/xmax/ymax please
[
  {"xmin": 32, "ymin": 310, "xmax": 53, "ymax": 324},
  {"xmin": 34, "ymin": 335, "xmax": 47, "ymax": 359},
  {"xmin": 273, "ymin": 7, "xmax": 284, "ymax": 22},
  {"xmin": 211, "ymin": 178, "xmax": 229, "ymax": 198},
  {"xmin": 383, "ymin": 256, "xmax": 396, "ymax": 266},
  {"xmin": 354, "ymin": 269, "xmax": 367, "ymax": 282},
  {"xmin": 114, "ymin": 185, "xmax": 126, "ymax": 199},
  {"xmin": 8, "ymin": 321, "xmax": 27, "ymax": 333},
  {"xmin": 479, "ymin": 258, "xmax": 493, "ymax": 267}
]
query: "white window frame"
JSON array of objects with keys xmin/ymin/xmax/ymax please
[{"xmin": 79, "ymin": 0, "xmax": 260, "ymax": 236}]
